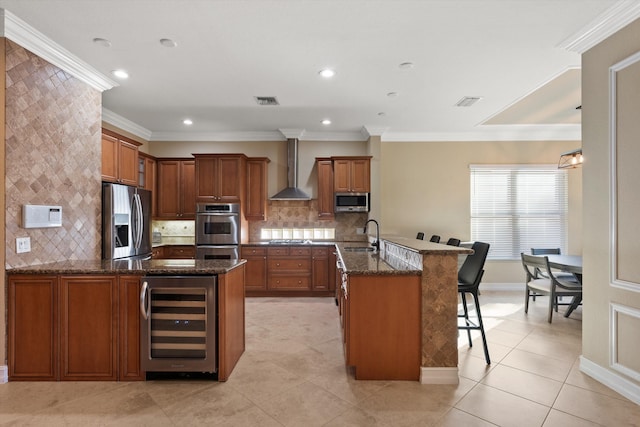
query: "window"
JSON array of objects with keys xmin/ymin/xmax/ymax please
[{"xmin": 470, "ymin": 165, "xmax": 568, "ymax": 260}]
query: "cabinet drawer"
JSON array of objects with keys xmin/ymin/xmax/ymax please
[
  {"xmin": 312, "ymin": 247, "xmax": 329, "ymax": 257},
  {"xmin": 164, "ymin": 245, "xmax": 195, "ymax": 259},
  {"xmin": 267, "ymin": 247, "xmax": 290, "ymax": 256},
  {"xmin": 289, "ymin": 247, "xmax": 312, "ymax": 256},
  {"xmin": 242, "ymin": 246, "xmax": 267, "ymax": 256},
  {"xmin": 268, "ymin": 276, "xmax": 311, "ymax": 290},
  {"xmin": 268, "ymin": 259, "xmax": 311, "ymax": 271}
]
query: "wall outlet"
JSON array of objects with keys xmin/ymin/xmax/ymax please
[{"xmin": 16, "ymin": 237, "xmax": 31, "ymax": 253}]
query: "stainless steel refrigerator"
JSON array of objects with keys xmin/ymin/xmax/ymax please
[{"xmin": 102, "ymin": 183, "xmax": 152, "ymax": 260}]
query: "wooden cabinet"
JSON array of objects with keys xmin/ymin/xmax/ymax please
[
  {"xmin": 8, "ymin": 275, "xmax": 58, "ymax": 380},
  {"xmin": 118, "ymin": 276, "xmax": 144, "ymax": 380},
  {"xmin": 311, "ymin": 247, "xmax": 330, "ymax": 290},
  {"xmin": 151, "ymin": 246, "xmax": 164, "ymax": 259},
  {"xmin": 267, "ymin": 246, "xmax": 311, "ymax": 291},
  {"xmin": 246, "ymin": 157, "xmax": 270, "ymax": 220},
  {"xmin": 217, "ymin": 264, "xmax": 246, "ymax": 381},
  {"xmin": 8, "ymin": 274, "xmax": 143, "ymax": 382},
  {"xmin": 241, "ymin": 246, "xmax": 267, "ymax": 291},
  {"xmin": 316, "ymin": 158, "xmax": 334, "ymax": 220},
  {"xmin": 157, "ymin": 159, "xmax": 196, "ymax": 219},
  {"xmin": 60, "ymin": 275, "xmax": 118, "ymax": 381},
  {"xmin": 333, "ymin": 157, "xmax": 371, "ymax": 193},
  {"xmin": 340, "ymin": 272, "xmax": 421, "ymax": 380},
  {"xmin": 194, "ymin": 154, "xmax": 246, "ymax": 203},
  {"xmin": 138, "ymin": 152, "xmax": 156, "ymax": 217},
  {"xmin": 101, "ymin": 129, "xmax": 140, "ymax": 186}
]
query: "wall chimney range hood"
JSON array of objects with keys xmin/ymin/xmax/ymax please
[{"xmin": 271, "ymin": 137, "xmax": 311, "ymax": 200}]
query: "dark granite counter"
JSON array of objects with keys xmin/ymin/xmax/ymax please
[
  {"xmin": 335, "ymin": 243, "xmax": 421, "ymax": 276},
  {"xmin": 7, "ymin": 258, "xmax": 246, "ymax": 275}
]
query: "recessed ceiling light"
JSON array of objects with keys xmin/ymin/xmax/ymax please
[
  {"xmin": 183, "ymin": 119, "xmax": 193, "ymax": 125},
  {"xmin": 318, "ymin": 69, "xmax": 335, "ymax": 78},
  {"xmin": 399, "ymin": 62, "xmax": 414, "ymax": 69},
  {"xmin": 111, "ymin": 69, "xmax": 129, "ymax": 79},
  {"xmin": 92, "ymin": 37, "xmax": 111, "ymax": 47},
  {"xmin": 321, "ymin": 119, "xmax": 331, "ymax": 125},
  {"xmin": 387, "ymin": 92, "xmax": 399, "ymax": 98},
  {"xmin": 378, "ymin": 112, "xmax": 386, "ymax": 117},
  {"xmin": 160, "ymin": 38, "xmax": 177, "ymax": 48}
]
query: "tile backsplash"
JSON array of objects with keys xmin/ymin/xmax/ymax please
[
  {"xmin": 152, "ymin": 220, "xmax": 195, "ymax": 237},
  {"xmin": 4, "ymin": 40, "xmax": 102, "ymax": 268}
]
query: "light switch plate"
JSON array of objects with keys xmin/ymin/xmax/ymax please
[{"xmin": 16, "ymin": 237, "xmax": 31, "ymax": 253}]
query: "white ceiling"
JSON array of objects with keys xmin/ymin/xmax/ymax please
[{"xmin": 0, "ymin": 0, "xmax": 638, "ymax": 142}]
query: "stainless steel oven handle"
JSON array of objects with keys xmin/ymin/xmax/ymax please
[{"xmin": 140, "ymin": 281, "xmax": 150, "ymax": 320}]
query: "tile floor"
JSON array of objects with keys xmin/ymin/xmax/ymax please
[{"xmin": 1, "ymin": 292, "xmax": 639, "ymax": 426}]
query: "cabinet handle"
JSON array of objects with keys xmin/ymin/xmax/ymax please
[
  {"xmin": 276, "ymin": 263, "xmax": 280, "ymax": 267},
  {"xmin": 140, "ymin": 281, "xmax": 150, "ymax": 320},
  {"xmin": 298, "ymin": 263, "xmax": 302, "ymax": 267}
]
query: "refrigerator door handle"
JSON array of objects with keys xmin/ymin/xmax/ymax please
[{"xmin": 133, "ymin": 193, "xmax": 143, "ymax": 250}]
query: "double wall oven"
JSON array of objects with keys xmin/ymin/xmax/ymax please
[{"xmin": 195, "ymin": 203, "xmax": 240, "ymax": 260}]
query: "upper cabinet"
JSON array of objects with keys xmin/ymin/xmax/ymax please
[
  {"xmin": 101, "ymin": 129, "xmax": 141, "ymax": 186},
  {"xmin": 138, "ymin": 153, "xmax": 157, "ymax": 217},
  {"xmin": 245, "ymin": 157, "xmax": 270, "ymax": 220},
  {"xmin": 194, "ymin": 154, "xmax": 246, "ymax": 203},
  {"xmin": 156, "ymin": 159, "xmax": 196, "ymax": 219},
  {"xmin": 333, "ymin": 157, "xmax": 371, "ymax": 193},
  {"xmin": 316, "ymin": 158, "xmax": 334, "ymax": 220}
]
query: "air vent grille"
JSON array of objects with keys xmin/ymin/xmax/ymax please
[
  {"xmin": 254, "ymin": 96, "xmax": 279, "ymax": 106},
  {"xmin": 455, "ymin": 96, "xmax": 482, "ymax": 107}
]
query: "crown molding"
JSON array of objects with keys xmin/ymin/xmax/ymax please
[
  {"xmin": 0, "ymin": 9, "xmax": 117, "ymax": 91},
  {"xmin": 102, "ymin": 109, "xmax": 153, "ymax": 140},
  {"xmin": 361, "ymin": 126, "xmax": 389, "ymax": 139},
  {"xmin": 382, "ymin": 124, "xmax": 581, "ymax": 142},
  {"xmin": 558, "ymin": 0, "xmax": 640, "ymax": 53},
  {"xmin": 278, "ymin": 128, "xmax": 306, "ymax": 139}
]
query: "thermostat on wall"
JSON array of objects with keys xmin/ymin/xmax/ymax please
[{"xmin": 22, "ymin": 204, "xmax": 62, "ymax": 228}]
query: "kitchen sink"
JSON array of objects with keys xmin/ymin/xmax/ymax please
[{"xmin": 343, "ymin": 246, "xmax": 376, "ymax": 252}]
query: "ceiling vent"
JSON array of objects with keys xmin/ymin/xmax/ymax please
[
  {"xmin": 254, "ymin": 96, "xmax": 279, "ymax": 106},
  {"xmin": 455, "ymin": 96, "xmax": 482, "ymax": 107}
]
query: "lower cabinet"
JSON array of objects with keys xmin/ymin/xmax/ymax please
[
  {"xmin": 242, "ymin": 245, "xmax": 335, "ymax": 296},
  {"xmin": 8, "ymin": 274, "xmax": 142, "ymax": 381},
  {"xmin": 153, "ymin": 245, "xmax": 196, "ymax": 259}
]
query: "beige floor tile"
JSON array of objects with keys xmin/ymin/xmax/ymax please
[
  {"xmin": 481, "ymin": 364, "xmax": 563, "ymax": 406},
  {"xmin": 542, "ymin": 409, "xmax": 603, "ymax": 427},
  {"xmin": 271, "ymin": 345, "xmax": 346, "ymax": 381},
  {"xmin": 459, "ymin": 337, "xmax": 513, "ymax": 363},
  {"xmin": 553, "ymin": 384, "xmax": 640, "ymax": 426},
  {"xmin": 491, "ymin": 317, "xmax": 538, "ymax": 335},
  {"xmin": 224, "ymin": 358, "xmax": 306, "ymax": 407},
  {"xmin": 258, "ymin": 381, "xmax": 353, "ymax": 427},
  {"xmin": 458, "ymin": 351, "xmax": 494, "ymax": 381},
  {"xmin": 308, "ymin": 364, "xmax": 389, "ymax": 405},
  {"xmin": 516, "ymin": 334, "xmax": 581, "ymax": 363},
  {"xmin": 564, "ymin": 359, "xmax": 630, "ymax": 401},
  {"xmin": 500, "ymin": 348, "xmax": 573, "ymax": 382},
  {"xmin": 455, "ymin": 383, "xmax": 550, "ymax": 427},
  {"xmin": 434, "ymin": 407, "xmax": 498, "ymax": 427},
  {"xmin": 484, "ymin": 327, "xmax": 527, "ymax": 348},
  {"xmin": 162, "ymin": 382, "xmax": 280, "ymax": 426}
]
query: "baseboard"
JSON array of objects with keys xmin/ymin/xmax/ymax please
[
  {"xmin": 580, "ymin": 355, "xmax": 640, "ymax": 405},
  {"xmin": 481, "ymin": 283, "xmax": 522, "ymax": 292},
  {"xmin": 420, "ymin": 367, "xmax": 459, "ymax": 384},
  {"xmin": 0, "ymin": 365, "xmax": 7, "ymax": 384}
]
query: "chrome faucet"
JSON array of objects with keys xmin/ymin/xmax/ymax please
[{"xmin": 363, "ymin": 219, "xmax": 380, "ymax": 251}]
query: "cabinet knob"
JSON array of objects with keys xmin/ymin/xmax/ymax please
[
  {"xmin": 298, "ymin": 263, "xmax": 302, "ymax": 267},
  {"xmin": 276, "ymin": 263, "xmax": 280, "ymax": 267}
]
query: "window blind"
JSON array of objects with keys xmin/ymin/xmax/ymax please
[{"xmin": 470, "ymin": 165, "xmax": 568, "ymax": 260}]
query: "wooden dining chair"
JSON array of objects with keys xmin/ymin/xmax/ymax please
[{"xmin": 521, "ymin": 253, "xmax": 582, "ymax": 323}]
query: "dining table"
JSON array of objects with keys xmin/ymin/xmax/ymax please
[{"xmin": 545, "ymin": 254, "xmax": 583, "ymax": 317}]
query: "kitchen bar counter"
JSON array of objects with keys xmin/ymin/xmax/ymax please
[{"xmin": 6, "ymin": 258, "xmax": 245, "ymax": 275}]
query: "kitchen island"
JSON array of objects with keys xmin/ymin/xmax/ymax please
[
  {"xmin": 7, "ymin": 259, "xmax": 245, "ymax": 382},
  {"xmin": 336, "ymin": 236, "xmax": 472, "ymax": 384}
]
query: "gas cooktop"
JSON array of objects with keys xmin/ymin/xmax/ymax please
[{"xmin": 268, "ymin": 239, "xmax": 312, "ymax": 245}]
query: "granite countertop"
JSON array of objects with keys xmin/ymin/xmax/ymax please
[
  {"xmin": 335, "ymin": 243, "xmax": 421, "ymax": 276},
  {"xmin": 380, "ymin": 235, "xmax": 473, "ymax": 255},
  {"xmin": 7, "ymin": 258, "xmax": 246, "ymax": 275},
  {"xmin": 152, "ymin": 236, "xmax": 195, "ymax": 247}
]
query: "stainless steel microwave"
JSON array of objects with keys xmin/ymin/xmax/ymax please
[{"xmin": 335, "ymin": 192, "xmax": 370, "ymax": 213}]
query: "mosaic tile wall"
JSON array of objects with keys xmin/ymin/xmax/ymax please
[
  {"xmin": 247, "ymin": 199, "xmax": 369, "ymax": 242},
  {"xmin": 4, "ymin": 40, "xmax": 102, "ymax": 268}
]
